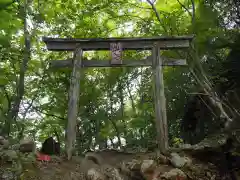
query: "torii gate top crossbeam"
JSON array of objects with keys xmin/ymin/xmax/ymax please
[
  {"xmin": 42, "ymin": 35, "xmax": 194, "ymax": 51},
  {"xmin": 43, "ymin": 35, "xmax": 194, "ymax": 157}
]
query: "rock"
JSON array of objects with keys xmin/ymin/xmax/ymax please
[
  {"xmin": 87, "ymin": 168, "xmax": 105, "ymax": 180},
  {"xmin": 170, "ymin": 153, "xmax": 186, "ymax": 168},
  {"xmin": 0, "ymin": 138, "xmax": 9, "ymax": 149},
  {"xmin": 19, "ymin": 137, "xmax": 35, "ymax": 153},
  {"xmin": 2, "ymin": 150, "xmax": 18, "ymax": 162},
  {"xmin": 121, "ymin": 159, "xmax": 157, "ymax": 180},
  {"xmin": 156, "ymin": 154, "xmax": 170, "ymax": 164},
  {"xmin": 119, "ymin": 160, "xmax": 147, "ymax": 180},
  {"xmin": 102, "ymin": 164, "xmax": 123, "ymax": 180},
  {"xmin": 23, "ymin": 152, "xmax": 36, "ymax": 163},
  {"xmin": 19, "ymin": 137, "xmax": 32, "ymax": 145},
  {"xmin": 127, "ymin": 159, "xmax": 142, "ymax": 171},
  {"xmin": 1, "ymin": 171, "xmax": 15, "ymax": 180},
  {"xmin": 151, "ymin": 165, "xmax": 173, "ymax": 180},
  {"xmin": 183, "ymin": 156, "xmax": 192, "ymax": 167},
  {"xmin": 160, "ymin": 168, "xmax": 187, "ymax": 180},
  {"xmin": 140, "ymin": 159, "xmax": 156, "ymax": 174},
  {"xmin": 179, "ymin": 144, "xmax": 192, "ymax": 149},
  {"xmin": 11, "ymin": 144, "xmax": 20, "ymax": 151}
]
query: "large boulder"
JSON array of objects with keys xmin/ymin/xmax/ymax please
[
  {"xmin": 141, "ymin": 159, "xmax": 156, "ymax": 174},
  {"xmin": 170, "ymin": 153, "xmax": 186, "ymax": 168},
  {"xmin": 19, "ymin": 137, "xmax": 35, "ymax": 153}
]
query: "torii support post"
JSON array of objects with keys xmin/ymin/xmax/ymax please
[
  {"xmin": 152, "ymin": 43, "xmax": 168, "ymax": 152},
  {"xmin": 43, "ymin": 35, "xmax": 194, "ymax": 156},
  {"xmin": 66, "ymin": 46, "xmax": 82, "ymax": 160}
]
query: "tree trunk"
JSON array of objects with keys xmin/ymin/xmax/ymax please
[
  {"xmin": 126, "ymin": 78, "xmax": 136, "ymax": 114},
  {"xmin": 119, "ymin": 78, "xmax": 128, "ymax": 141},
  {"xmin": 109, "ymin": 83, "xmax": 122, "ymax": 148},
  {"xmin": 4, "ymin": 0, "xmax": 31, "ymax": 136}
]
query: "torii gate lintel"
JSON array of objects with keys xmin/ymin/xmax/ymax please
[{"xmin": 43, "ymin": 35, "xmax": 194, "ymax": 160}]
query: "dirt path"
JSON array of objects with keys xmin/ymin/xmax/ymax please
[{"xmin": 17, "ymin": 150, "xmax": 223, "ymax": 180}]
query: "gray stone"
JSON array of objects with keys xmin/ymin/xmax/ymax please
[
  {"xmin": 0, "ymin": 138, "xmax": 9, "ymax": 149},
  {"xmin": 3, "ymin": 150, "xmax": 18, "ymax": 162},
  {"xmin": 1, "ymin": 171, "xmax": 15, "ymax": 180},
  {"xmin": 19, "ymin": 137, "xmax": 35, "ymax": 153},
  {"xmin": 140, "ymin": 159, "xmax": 156, "ymax": 174},
  {"xmin": 170, "ymin": 153, "xmax": 186, "ymax": 168},
  {"xmin": 179, "ymin": 143, "xmax": 192, "ymax": 149},
  {"xmin": 20, "ymin": 137, "xmax": 33, "ymax": 145},
  {"xmin": 183, "ymin": 156, "xmax": 192, "ymax": 167},
  {"xmin": 160, "ymin": 168, "xmax": 187, "ymax": 180},
  {"xmin": 23, "ymin": 152, "xmax": 36, "ymax": 163},
  {"xmin": 0, "ymin": 136, "xmax": 5, "ymax": 141},
  {"xmin": 87, "ymin": 168, "xmax": 105, "ymax": 180},
  {"xmin": 11, "ymin": 144, "xmax": 20, "ymax": 151}
]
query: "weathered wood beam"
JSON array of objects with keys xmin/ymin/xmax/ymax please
[
  {"xmin": 49, "ymin": 57, "xmax": 187, "ymax": 68},
  {"xmin": 65, "ymin": 46, "xmax": 82, "ymax": 160},
  {"xmin": 152, "ymin": 43, "xmax": 169, "ymax": 153},
  {"xmin": 43, "ymin": 36, "xmax": 194, "ymax": 51}
]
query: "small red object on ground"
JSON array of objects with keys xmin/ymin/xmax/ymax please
[
  {"xmin": 36, "ymin": 152, "xmax": 51, "ymax": 161},
  {"xmin": 176, "ymin": 175, "xmax": 185, "ymax": 180}
]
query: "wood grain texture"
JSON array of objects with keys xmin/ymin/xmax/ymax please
[
  {"xmin": 66, "ymin": 47, "xmax": 82, "ymax": 160},
  {"xmin": 43, "ymin": 36, "xmax": 194, "ymax": 51},
  {"xmin": 152, "ymin": 43, "xmax": 169, "ymax": 153},
  {"xmin": 49, "ymin": 57, "xmax": 187, "ymax": 68}
]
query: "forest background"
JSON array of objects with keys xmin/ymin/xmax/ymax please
[{"xmin": 0, "ymin": 0, "xmax": 240, "ymax": 154}]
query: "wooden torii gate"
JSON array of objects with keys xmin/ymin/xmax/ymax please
[{"xmin": 43, "ymin": 36, "xmax": 193, "ymax": 160}]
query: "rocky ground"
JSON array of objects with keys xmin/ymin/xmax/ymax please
[{"xmin": 0, "ymin": 134, "xmax": 240, "ymax": 180}]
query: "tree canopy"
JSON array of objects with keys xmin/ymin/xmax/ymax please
[{"xmin": 0, "ymin": 0, "xmax": 239, "ymax": 154}]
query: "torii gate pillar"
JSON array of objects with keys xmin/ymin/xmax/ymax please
[{"xmin": 43, "ymin": 36, "xmax": 193, "ymax": 159}]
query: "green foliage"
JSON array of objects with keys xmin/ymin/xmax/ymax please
[{"xmin": 0, "ymin": 0, "xmax": 239, "ymax": 153}]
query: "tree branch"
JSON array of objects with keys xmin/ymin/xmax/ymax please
[
  {"xmin": 176, "ymin": 0, "xmax": 192, "ymax": 20},
  {"xmin": 21, "ymin": 66, "xmax": 48, "ymax": 119},
  {"xmin": 146, "ymin": 0, "xmax": 168, "ymax": 33},
  {"xmin": 190, "ymin": 0, "xmax": 195, "ymax": 25},
  {"xmin": 30, "ymin": 105, "xmax": 66, "ymax": 120},
  {"xmin": 176, "ymin": 0, "xmax": 195, "ymax": 25},
  {"xmin": 3, "ymin": 86, "xmax": 11, "ymax": 111}
]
